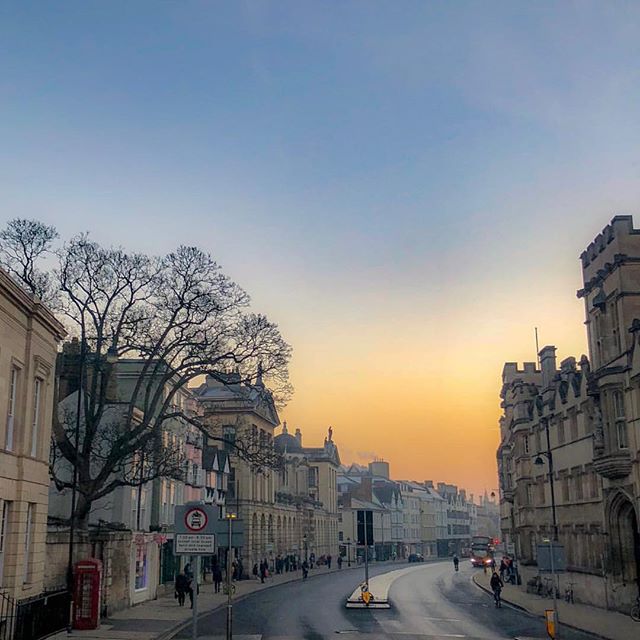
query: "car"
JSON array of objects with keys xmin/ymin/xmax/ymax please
[{"xmin": 407, "ymin": 553, "xmax": 424, "ymax": 563}]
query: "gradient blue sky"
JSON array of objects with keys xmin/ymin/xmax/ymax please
[{"xmin": 2, "ymin": 2, "xmax": 640, "ymax": 494}]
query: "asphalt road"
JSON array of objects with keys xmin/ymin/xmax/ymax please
[{"xmin": 182, "ymin": 561, "xmax": 597, "ymax": 640}]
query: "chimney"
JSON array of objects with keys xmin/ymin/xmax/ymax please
[
  {"xmin": 294, "ymin": 428, "xmax": 302, "ymax": 446},
  {"xmin": 539, "ymin": 345, "xmax": 557, "ymax": 389}
]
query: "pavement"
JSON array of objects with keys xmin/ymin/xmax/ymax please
[
  {"xmin": 472, "ymin": 570, "xmax": 637, "ymax": 640},
  {"xmin": 50, "ymin": 560, "xmax": 398, "ymax": 640}
]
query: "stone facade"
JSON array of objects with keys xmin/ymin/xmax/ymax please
[
  {"xmin": 498, "ymin": 215, "xmax": 640, "ymax": 613},
  {"xmin": 0, "ymin": 267, "xmax": 65, "ymax": 601},
  {"xmin": 194, "ymin": 373, "xmax": 340, "ymax": 568}
]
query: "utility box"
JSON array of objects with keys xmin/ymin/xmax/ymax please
[{"xmin": 73, "ymin": 559, "xmax": 102, "ymax": 630}]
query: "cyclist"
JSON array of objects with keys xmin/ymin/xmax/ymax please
[
  {"xmin": 452, "ymin": 554, "xmax": 459, "ymax": 572},
  {"xmin": 490, "ymin": 571, "xmax": 504, "ymax": 608}
]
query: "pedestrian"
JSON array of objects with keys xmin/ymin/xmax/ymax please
[
  {"xmin": 453, "ymin": 554, "xmax": 459, "ymax": 571},
  {"xmin": 499, "ymin": 558, "xmax": 507, "ymax": 581},
  {"xmin": 302, "ymin": 559, "xmax": 309, "ymax": 580},
  {"xmin": 237, "ymin": 558, "xmax": 244, "ymax": 581},
  {"xmin": 337, "ymin": 555, "xmax": 343, "ymax": 570},
  {"xmin": 213, "ymin": 561, "xmax": 223, "ymax": 594},
  {"xmin": 327, "ymin": 554, "xmax": 332, "ymax": 570},
  {"xmin": 252, "ymin": 563, "xmax": 259, "ymax": 581},
  {"xmin": 175, "ymin": 570, "xmax": 189, "ymax": 607},
  {"xmin": 260, "ymin": 560, "xmax": 267, "ymax": 583}
]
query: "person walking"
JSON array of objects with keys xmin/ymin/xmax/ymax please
[
  {"xmin": 260, "ymin": 559, "xmax": 267, "ymax": 583},
  {"xmin": 327, "ymin": 554, "xmax": 332, "ymax": 570},
  {"xmin": 453, "ymin": 554, "xmax": 459, "ymax": 571},
  {"xmin": 490, "ymin": 571, "xmax": 504, "ymax": 608},
  {"xmin": 337, "ymin": 555, "xmax": 343, "ymax": 570},
  {"xmin": 175, "ymin": 570, "xmax": 189, "ymax": 607},
  {"xmin": 302, "ymin": 559, "xmax": 309, "ymax": 580},
  {"xmin": 212, "ymin": 561, "xmax": 223, "ymax": 594},
  {"xmin": 252, "ymin": 563, "xmax": 259, "ymax": 581}
]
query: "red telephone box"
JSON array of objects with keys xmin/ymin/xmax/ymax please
[{"xmin": 73, "ymin": 558, "xmax": 102, "ymax": 630}]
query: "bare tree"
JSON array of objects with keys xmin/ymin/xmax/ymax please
[
  {"xmin": 0, "ymin": 218, "xmax": 58, "ymax": 299},
  {"xmin": 3, "ymin": 220, "xmax": 291, "ymax": 527}
]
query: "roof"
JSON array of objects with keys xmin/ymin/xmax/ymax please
[
  {"xmin": 273, "ymin": 432, "xmax": 303, "ymax": 453},
  {"xmin": 193, "ymin": 373, "xmax": 279, "ymax": 426}
]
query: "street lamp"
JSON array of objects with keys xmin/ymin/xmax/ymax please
[
  {"xmin": 534, "ymin": 417, "xmax": 560, "ymax": 637},
  {"xmin": 346, "ymin": 537, "xmax": 351, "ymax": 567},
  {"xmin": 533, "ymin": 418, "xmax": 558, "ymax": 541}
]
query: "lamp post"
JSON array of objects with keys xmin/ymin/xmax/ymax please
[
  {"xmin": 225, "ymin": 512, "xmax": 237, "ymax": 640},
  {"xmin": 534, "ymin": 416, "xmax": 560, "ymax": 638},
  {"xmin": 347, "ymin": 537, "xmax": 351, "ymax": 567}
]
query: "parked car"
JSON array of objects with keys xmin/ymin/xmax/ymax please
[{"xmin": 407, "ymin": 553, "xmax": 424, "ymax": 563}]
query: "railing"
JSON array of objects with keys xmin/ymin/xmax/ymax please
[
  {"xmin": 0, "ymin": 590, "xmax": 16, "ymax": 640},
  {"xmin": 15, "ymin": 589, "xmax": 69, "ymax": 640},
  {"xmin": 0, "ymin": 589, "xmax": 69, "ymax": 640}
]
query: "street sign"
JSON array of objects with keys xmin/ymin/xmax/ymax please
[
  {"xmin": 175, "ymin": 534, "xmax": 215, "ymax": 554},
  {"xmin": 213, "ymin": 517, "xmax": 245, "ymax": 548},
  {"xmin": 537, "ymin": 542, "xmax": 566, "ymax": 573},
  {"xmin": 357, "ymin": 510, "xmax": 374, "ymax": 546},
  {"xmin": 174, "ymin": 504, "xmax": 217, "ymax": 555},
  {"xmin": 506, "ymin": 543, "xmax": 515, "ymax": 556}
]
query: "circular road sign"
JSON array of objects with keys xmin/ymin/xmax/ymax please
[{"xmin": 184, "ymin": 507, "xmax": 209, "ymax": 532}]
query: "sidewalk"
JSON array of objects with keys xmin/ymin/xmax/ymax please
[
  {"xmin": 473, "ymin": 571, "xmax": 637, "ymax": 640},
  {"xmin": 50, "ymin": 561, "xmax": 377, "ymax": 640}
]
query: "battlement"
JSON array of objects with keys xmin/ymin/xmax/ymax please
[
  {"xmin": 502, "ymin": 361, "xmax": 539, "ymax": 379},
  {"xmin": 580, "ymin": 215, "xmax": 640, "ymax": 269}
]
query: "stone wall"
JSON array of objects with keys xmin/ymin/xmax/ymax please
[{"xmin": 45, "ymin": 527, "xmax": 134, "ymax": 617}]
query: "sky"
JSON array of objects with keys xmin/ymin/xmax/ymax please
[{"xmin": 2, "ymin": 1, "xmax": 640, "ymax": 497}]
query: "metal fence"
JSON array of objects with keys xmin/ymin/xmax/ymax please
[{"xmin": 0, "ymin": 589, "xmax": 69, "ymax": 640}]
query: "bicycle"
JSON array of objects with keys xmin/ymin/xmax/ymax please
[{"xmin": 631, "ymin": 595, "xmax": 640, "ymax": 622}]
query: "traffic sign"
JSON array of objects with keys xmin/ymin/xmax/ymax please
[
  {"xmin": 174, "ymin": 504, "xmax": 217, "ymax": 556},
  {"xmin": 357, "ymin": 510, "xmax": 374, "ymax": 546},
  {"xmin": 176, "ymin": 533, "xmax": 215, "ymax": 554}
]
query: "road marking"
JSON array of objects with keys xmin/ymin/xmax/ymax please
[{"xmin": 420, "ymin": 617, "xmax": 462, "ymax": 622}]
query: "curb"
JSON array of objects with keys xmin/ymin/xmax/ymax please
[
  {"xmin": 156, "ymin": 562, "xmax": 394, "ymax": 640},
  {"xmin": 471, "ymin": 575, "xmax": 612, "ymax": 640}
]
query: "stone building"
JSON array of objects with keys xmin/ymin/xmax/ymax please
[
  {"xmin": 194, "ymin": 372, "xmax": 340, "ymax": 568},
  {"xmin": 498, "ymin": 349, "xmax": 605, "ymax": 605},
  {"xmin": 273, "ymin": 423, "xmax": 340, "ymax": 562},
  {"xmin": 498, "ymin": 215, "xmax": 640, "ymax": 612},
  {"xmin": 0, "ymin": 267, "xmax": 65, "ymax": 601}
]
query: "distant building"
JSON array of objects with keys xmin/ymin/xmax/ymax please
[{"xmin": 0, "ymin": 268, "xmax": 65, "ymax": 601}]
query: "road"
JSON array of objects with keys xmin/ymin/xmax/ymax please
[{"xmin": 181, "ymin": 560, "xmax": 597, "ymax": 640}]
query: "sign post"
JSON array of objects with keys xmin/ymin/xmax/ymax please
[
  {"xmin": 226, "ymin": 512, "xmax": 236, "ymax": 640},
  {"xmin": 174, "ymin": 504, "xmax": 217, "ymax": 640},
  {"xmin": 357, "ymin": 510, "xmax": 374, "ymax": 604}
]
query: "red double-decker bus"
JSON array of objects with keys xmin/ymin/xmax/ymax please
[{"xmin": 470, "ymin": 535, "xmax": 493, "ymax": 568}]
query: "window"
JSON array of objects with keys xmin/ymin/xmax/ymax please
[
  {"xmin": 23, "ymin": 503, "xmax": 34, "ymax": 584},
  {"xmin": 526, "ymin": 484, "xmax": 534, "ymax": 506},
  {"xmin": 0, "ymin": 501, "xmax": 10, "ymax": 587},
  {"xmin": 222, "ymin": 425, "xmax": 236, "ymax": 452},
  {"xmin": 523, "ymin": 435, "xmax": 530, "ymax": 455},
  {"xmin": 30, "ymin": 379, "xmax": 42, "ymax": 457},
  {"xmin": 569, "ymin": 410, "xmax": 578, "ymax": 441},
  {"xmin": 6, "ymin": 367, "xmax": 18, "ymax": 451},
  {"xmin": 612, "ymin": 390, "xmax": 628, "ymax": 449},
  {"xmin": 573, "ymin": 469, "xmax": 584, "ymax": 501},
  {"xmin": 557, "ymin": 419, "xmax": 565, "ymax": 445},
  {"xmin": 535, "ymin": 428, "xmax": 542, "ymax": 453},
  {"xmin": 561, "ymin": 475, "xmax": 570, "ymax": 503}
]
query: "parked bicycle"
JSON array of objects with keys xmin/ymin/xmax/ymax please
[{"xmin": 631, "ymin": 595, "xmax": 640, "ymax": 622}]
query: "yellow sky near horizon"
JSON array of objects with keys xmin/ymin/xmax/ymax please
[{"xmin": 277, "ymin": 264, "xmax": 590, "ymax": 498}]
